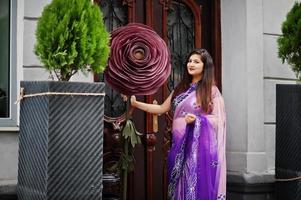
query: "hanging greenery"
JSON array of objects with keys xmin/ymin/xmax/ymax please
[
  {"xmin": 120, "ymin": 118, "xmax": 142, "ymax": 200},
  {"xmin": 35, "ymin": 0, "xmax": 110, "ymax": 81},
  {"xmin": 277, "ymin": 2, "xmax": 301, "ymax": 80}
]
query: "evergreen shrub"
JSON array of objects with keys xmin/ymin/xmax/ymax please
[
  {"xmin": 35, "ymin": 0, "xmax": 110, "ymax": 81},
  {"xmin": 278, "ymin": 2, "xmax": 301, "ymax": 80}
]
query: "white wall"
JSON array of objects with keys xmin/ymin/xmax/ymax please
[
  {"xmin": 222, "ymin": 0, "xmax": 266, "ymax": 180},
  {"xmin": 0, "ymin": 131, "xmax": 18, "ymax": 186},
  {"xmin": 222, "ymin": 0, "xmax": 299, "ymax": 182},
  {"xmin": 263, "ymin": 0, "xmax": 299, "ymax": 171}
]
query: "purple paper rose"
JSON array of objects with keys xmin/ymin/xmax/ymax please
[{"xmin": 104, "ymin": 23, "xmax": 171, "ymax": 96}]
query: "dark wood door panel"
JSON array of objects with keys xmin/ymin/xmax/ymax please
[{"xmin": 97, "ymin": 1, "xmax": 221, "ymax": 200}]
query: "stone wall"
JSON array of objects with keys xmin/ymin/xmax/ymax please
[{"xmin": 221, "ymin": 0, "xmax": 299, "ymax": 199}]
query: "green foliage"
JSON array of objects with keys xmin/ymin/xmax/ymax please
[
  {"xmin": 119, "ymin": 119, "xmax": 142, "ymax": 172},
  {"xmin": 120, "ymin": 119, "xmax": 142, "ymax": 200},
  {"xmin": 35, "ymin": 0, "xmax": 110, "ymax": 81},
  {"xmin": 122, "ymin": 119, "xmax": 142, "ymax": 148},
  {"xmin": 278, "ymin": 2, "xmax": 301, "ymax": 80}
]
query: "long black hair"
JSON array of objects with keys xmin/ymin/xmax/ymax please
[{"xmin": 172, "ymin": 48, "xmax": 215, "ymax": 113}]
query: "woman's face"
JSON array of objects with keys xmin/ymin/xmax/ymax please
[{"xmin": 187, "ymin": 54, "xmax": 204, "ymax": 79}]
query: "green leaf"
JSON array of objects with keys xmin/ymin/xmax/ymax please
[
  {"xmin": 122, "ymin": 120, "xmax": 131, "ymax": 139},
  {"xmin": 122, "ymin": 119, "xmax": 142, "ymax": 148}
]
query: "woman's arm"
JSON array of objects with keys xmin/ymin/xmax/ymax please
[{"xmin": 130, "ymin": 92, "xmax": 173, "ymax": 115}]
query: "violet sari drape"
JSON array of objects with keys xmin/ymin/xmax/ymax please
[{"xmin": 168, "ymin": 85, "xmax": 226, "ymax": 200}]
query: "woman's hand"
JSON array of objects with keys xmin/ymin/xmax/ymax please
[
  {"xmin": 130, "ymin": 95, "xmax": 137, "ymax": 107},
  {"xmin": 185, "ymin": 113, "xmax": 196, "ymax": 124}
]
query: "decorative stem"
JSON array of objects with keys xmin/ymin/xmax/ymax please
[
  {"xmin": 122, "ymin": 97, "xmax": 132, "ymax": 200},
  {"xmin": 122, "ymin": 139, "xmax": 129, "ymax": 200},
  {"xmin": 120, "ymin": 97, "xmax": 140, "ymax": 200}
]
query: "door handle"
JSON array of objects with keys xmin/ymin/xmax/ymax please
[{"xmin": 153, "ymin": 100, "xmax": 158, "ymax": 133}]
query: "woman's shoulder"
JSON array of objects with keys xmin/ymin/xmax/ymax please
[{"xmin": 211, "ymin": 85, "xmax": 222, "ymax": 98}]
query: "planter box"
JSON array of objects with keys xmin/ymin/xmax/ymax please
[
  {"xmin": 276, "ymin": 84, "xmax": 301, "ymax": 200},
  {"xmin": 17, "ymin": 81, "xmax": 104, "ymax": 200}
]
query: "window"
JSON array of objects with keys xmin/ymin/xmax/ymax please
[
  {"xmin": 0, "ymin": 0, "xmax": 10, "ymax": 118},
  {"xmin": 0, "ymin": 0, "xmax": 18, "ymax": 127}
]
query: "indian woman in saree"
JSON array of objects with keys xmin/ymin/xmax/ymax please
[{"xmin": 131, "ymin": 48, "xmax": 226, "ymax": 200}]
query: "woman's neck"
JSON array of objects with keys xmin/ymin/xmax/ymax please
[{"xmin": 191, "ymin": 75, "xmax": 202, "ymax": 84}]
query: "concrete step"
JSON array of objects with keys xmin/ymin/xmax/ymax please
[{"xmin": 0, "ymin": 180, "xmax": 17, "ymax": 200}]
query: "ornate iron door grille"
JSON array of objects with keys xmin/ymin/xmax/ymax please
[{"xmin": 167, "ymin": 1, "xmax": 195, "ymax": 91}]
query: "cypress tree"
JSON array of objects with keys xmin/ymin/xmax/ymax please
[
  {"xmin": 278, "ymin": 2, "xmax": 301, "ymax": 80},
  {"xmin": 35, "ymin": 0, "xmax": 110, "ymax": 81}
]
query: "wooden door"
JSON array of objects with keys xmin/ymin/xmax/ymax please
[{"xmin": 94, "ymin": 1, "xmax": 221, "ymax": 200}]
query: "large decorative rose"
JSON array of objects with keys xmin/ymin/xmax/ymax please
[{"xmin": 104, "ymin": 23, "xmax": 171, "ymax": 96}]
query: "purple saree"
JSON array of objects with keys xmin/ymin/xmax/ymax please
[{"xmin": 168, "ymin": 84, "xmax": 226, "ymax": 200}]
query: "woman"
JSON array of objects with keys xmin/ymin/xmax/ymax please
[{"xmin": 131, "ymin": 48, "xmax": 226, "ymax": 200}]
